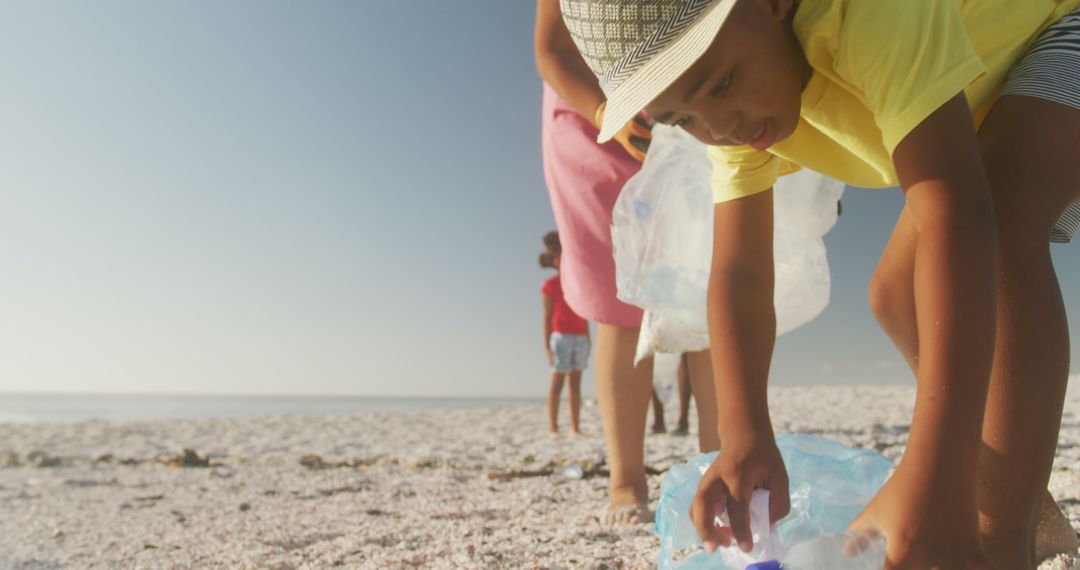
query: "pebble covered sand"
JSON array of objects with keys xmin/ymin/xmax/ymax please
[{"xmin": 1, "ymin": 385, "xmax": 1077, "ymax": 569}]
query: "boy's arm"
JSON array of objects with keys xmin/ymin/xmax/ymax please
[
  {"xmin": 691, "ymin": 189, "xmax": 790, "ymax": 553},
  {"xmin": 848, "ymin": 93, "xmax": 997, "ymax": 565},
  {"xmin": 891, "ymin": 92, "xmax": 996, "ymax": 482},
  {"xmin": 709, "ymin": 190, "xmax": 776, "ymax": 444}
]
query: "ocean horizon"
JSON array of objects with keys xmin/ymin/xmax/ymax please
[{"xmin": 0, "ymin": 392, "xmax": 544, "ymax": 424}]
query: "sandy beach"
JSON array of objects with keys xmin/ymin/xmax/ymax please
[{"xmin": 1, "ymin": 384, "xmax": 1077, "ymax": 569}]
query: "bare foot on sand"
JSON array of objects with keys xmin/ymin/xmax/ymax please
[
  {"xmin": 1036, "ymin": 493, "xmax": 1080, "ymax": 563},
  {"xmin": 600, "ymin": 502, "xmax": 654, "ymax": 525},
  {"xmin": 600, "ymin": 486, "xmax": 653, "ymax": 525},
  {"xmin": 651, "ymin": 423, "xmax": 667, "ymax": 435},
  {"xmin": 671, "ymin": 423, "xmax": 689, "ymax": 436},
  {"xmin": 569, "ymin": 429, "xmax": 586, "ymax": 438}
]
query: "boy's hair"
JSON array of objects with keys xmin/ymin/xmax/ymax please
[
  {"xmin": 542, "ymin": 230, "xmax": 561, "ymax": 254},
  {"xmin": 539, "ymin": 252, "xmax": 556, "ymax": 269}
]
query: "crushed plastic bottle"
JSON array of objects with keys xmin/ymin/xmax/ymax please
[
  {"xmin": 557, "ymin": 463, "xmax": 584, "ymax": 480},
  {"xmin": 656, "ymin": 435, "xmax": 892, "ymax": 569},
  {"xmin": 782, "ymin": 532, "xmax": 887, "ymax": 569}
]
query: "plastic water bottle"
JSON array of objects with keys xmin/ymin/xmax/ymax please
[
  {"xmin": 557, "ymin": 463, "xmax": 584, "ymax": 480},
  {"xmin": 715, "ymin": 490, "xmax": 783, "ymax": 569},
  {"xmin": 710, "ymin": 490, "xmax": 885, "ymax": 570}
]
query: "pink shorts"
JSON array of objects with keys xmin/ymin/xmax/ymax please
[{"xmin": 540, "ymin": 83, "xmax": 644, "ymax": 328}]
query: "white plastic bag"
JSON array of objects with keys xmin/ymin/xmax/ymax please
[{"xmin": 611, "ymin": 125, "xmax": 844, "ymax": 363}]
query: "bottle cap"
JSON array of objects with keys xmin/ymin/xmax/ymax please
[{"xmin": 746, "ymin": 561, "xmax": 783, "ymax": 570}]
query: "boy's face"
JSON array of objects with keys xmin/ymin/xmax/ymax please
[{"xmin": 647, "ymin": 0, "xmax": 809, "ymax": 150}]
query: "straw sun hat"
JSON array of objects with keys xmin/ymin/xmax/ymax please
[{"xmin": 560, "ymin": 0, "xmax": 737, "ymax": 142}]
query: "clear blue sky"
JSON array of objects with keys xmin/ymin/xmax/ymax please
[{"xmin": 1, "ymin": 1, "xmax": 1076, "ymax": 397}]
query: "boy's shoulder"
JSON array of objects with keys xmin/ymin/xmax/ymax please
[
  {"xmin": 795, "ymin": 0, "xmax": 949, "ymax": 50},
  {"xmin": 795, "ymin": 0, "xmax": 973, "ymax": 87}
]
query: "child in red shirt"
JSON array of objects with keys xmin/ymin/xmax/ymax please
[{"xmin": 540, "ymin": 231, "xmax": 590, "ymax": 436}]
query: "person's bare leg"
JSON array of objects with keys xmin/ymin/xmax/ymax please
[
  {"xmin": 673, "ymin": 354, "xmax": 692, "ymax": 436},
  {"xmin": 567, "ymin": 370, "xmax": 584, "ymax": 436},
  {"xmin": 547, "ymin": 372, "xmax": 566, "ymax": 435},
  {"xmin": 867, "ymin": 207, "xmax": 922, "ymax": 375},
  {"xmin": 595, "ymin": 323, "xmax": 654, "ymax": 524},
  {"xmin": 651, "ymin": 388, "xmax": 667, "ymax": 434},
  {"xmin": 686, "ymin": 350, "xmax": 720, "ymax": 452},
  {"xmin": 978, "ymin": 245, "xmax": 1073, "ymax": 567},
  {"xmin": 869, "ymin": 119, "xmax": 1080, "ymax": 565},
  {"xmin": 976, "ymin": 94, "xmax": 1080, "ymax": 566}
]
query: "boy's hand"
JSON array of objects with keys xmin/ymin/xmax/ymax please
[
  {"xmin": 848, "ymin": 464, "xmax": 994, "ymax": 570},
  {"xmin": 545, "ymin": 348, "xmax": 554, "ymax": 366},
  {"xmin": 690, "ymin": 434, "xmax": 790, "ymax": 553}
]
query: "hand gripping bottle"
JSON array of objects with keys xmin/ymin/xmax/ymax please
[
  {"xmin": 715, "ymin": 490, "xmax": 783, "ymax": 570},
  {"xmin": 657, "ymin": 435, "xmax": 892, "ymax": 570},
  {"xmin": 715, "ymin": 490, "xmax": 886, "ymax": 570}
]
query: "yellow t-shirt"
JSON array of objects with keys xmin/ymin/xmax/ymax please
[{"xmin": 709, "ymin": 0, "xmax": 1080, "ymax": 203}]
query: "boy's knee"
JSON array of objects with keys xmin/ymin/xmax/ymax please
[{"xmin": 868, "ymin": 270, "xmax": 912, "ymax": 333}]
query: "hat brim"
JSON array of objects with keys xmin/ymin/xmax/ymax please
[{"xmin": 597, "ymin": 0, "xmax": 737, "ymax": 143}]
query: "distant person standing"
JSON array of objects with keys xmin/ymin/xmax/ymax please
[{"xmin": 539, "ymin": 231, "xmax": 588, "ymax": 437}]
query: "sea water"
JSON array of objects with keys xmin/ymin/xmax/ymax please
[{"xmin": 0, "ymin": 393, "xmax": 541, "ymax": 423}]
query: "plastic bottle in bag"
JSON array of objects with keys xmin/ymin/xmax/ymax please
[
  {"xmin": 715, "ymin": 490, "xmax": 784, "ymax": 570},
  {"xmin": 611, "ymin": 125, "xmax": 845, "ymax": 364},
  {"xmin": 656, "ymin": 435, "xmax": 892, "ymax": 570},
  {"xmin": 706, "ymin": 490, "xmax": 887, "ymax": 570},
  {"xmin": 782, "ymin": 532, "xmax": 887, "ymax": 569}
]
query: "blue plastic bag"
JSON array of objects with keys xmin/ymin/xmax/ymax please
[{"xmin": 657, "ymin": 435, "xmax": 893, "ymax": 569}]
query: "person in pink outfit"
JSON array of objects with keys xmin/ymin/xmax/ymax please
[{"xmin": 534, "ymin": 0, "xmax": 720, "ymax": 525}]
